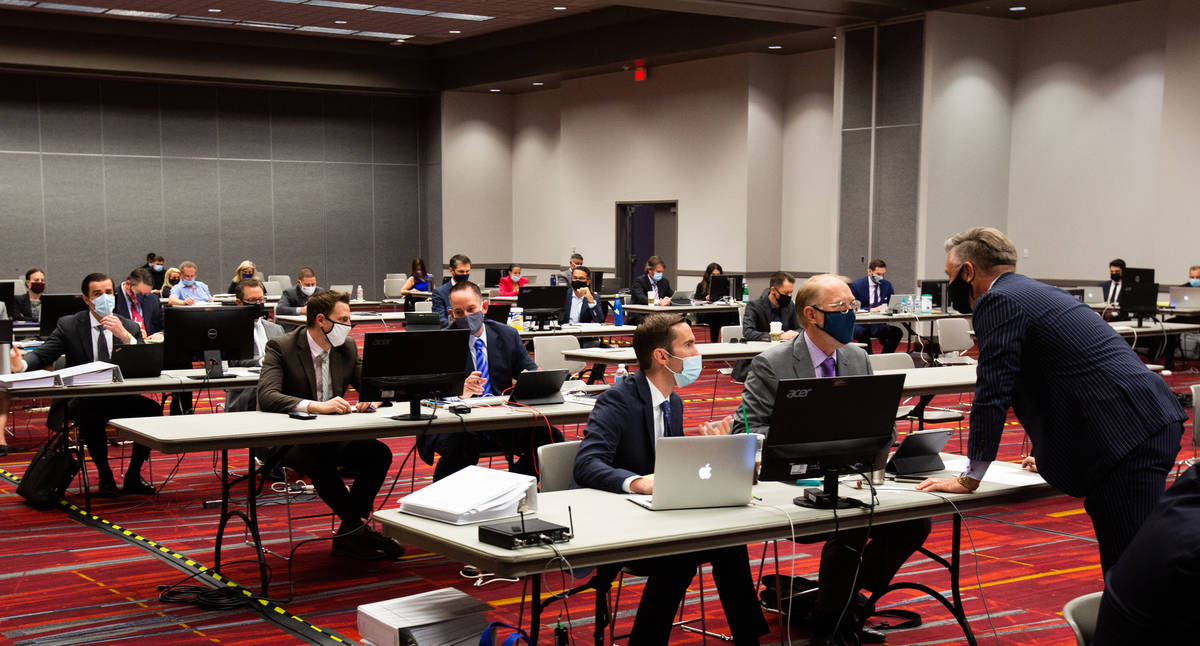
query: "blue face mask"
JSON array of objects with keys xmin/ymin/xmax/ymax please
[
  {"xmin": 652, "ymin": 272, "xmax": 664, "ymax": 282},
  {"xmin": 666, "ymin": 352, "xmax": 702, "ymax": 388},
  {"xmin": 870, "ymin": 274, "xmax": 883, "ymax": 284},
  {"xmin": 92, "ymin": 293, "xmax": 115, "ymax": 318},
  {"xmin": 1190, "ymin": 278, "xmax": 1200, "ymax": 288},
  {"xmin": 153, "ymin": 264, "xmax": 164, "ymax": 272},
  {"xmin": 814, "ymin": 307, "xmax": 856, "ymax": 345},
  {"xmin": 182, "ymin": 279, "xmax": 195, "ymax": 287}
]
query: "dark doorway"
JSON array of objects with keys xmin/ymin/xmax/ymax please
[{"xmin": 615, "ymin": 201, "xmax": 678, "ymax": 290}]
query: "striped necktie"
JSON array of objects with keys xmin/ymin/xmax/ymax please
[{"xmin": 474, "ymin": 337, "xmax": 492, "ymax": 395}]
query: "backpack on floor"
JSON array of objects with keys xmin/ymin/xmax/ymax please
[{"xmin": 17, "ymin": 429, "xmax": 80, "ymax": 510}]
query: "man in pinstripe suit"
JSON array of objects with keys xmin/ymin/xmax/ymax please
[{"xmin": 917, "ymin": 227, "xmax": 1186, "ymax": 573}]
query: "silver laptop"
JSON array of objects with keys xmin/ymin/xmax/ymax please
[
  {"xmin": 1081, "ymin": 286, "xmax": 1105, "ymax": 304},
  {"xmin": 887, "ymin": 293, "xmax": 914, "ymax": 309},
  {"xmin": 629, "ymin": 434, "xmax": 756, "ymax": 511},
  {"xmin": 1169, "ymin": 286, "xmax": 1200, "ymax": 310}
]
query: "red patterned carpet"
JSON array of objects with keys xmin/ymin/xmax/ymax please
[{"xmin": 0, "ymin": 323, "xmax": 1195, "ymax": 645}]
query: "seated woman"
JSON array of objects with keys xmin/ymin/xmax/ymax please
[
  {"xmin": 160, "ymin": 267, "xmax": 182, "ymax": 298},
  {"xmin": 498, "ymin": 263, "xmax": 528, "ymax": 297},
  {"xmin": 400, "ymin": 258, "xmax": 434, "ymax": 310},
  {"xmin": 694, "ymin": 262, "xmax": 738, "ymax": 341},
  {"xmin": 227, "ymin": 260, "xmax": 257, "ymax": 294},
  {"xmin": 14, "ymin": 268, "xmax": 45, "ymax": 322}
]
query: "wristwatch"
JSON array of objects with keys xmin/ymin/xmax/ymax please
[{"xmin": 956, "ymin": 474, "xmax": 980, "ymax": 492}]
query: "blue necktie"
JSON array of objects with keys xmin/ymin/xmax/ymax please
[
  {"xmin": 661, "ymin": 400, "xmax": 679, "ymax": 437},
  {"xmin": 474, "ymin": 337, "xmax": 492, "ymax": 395}
]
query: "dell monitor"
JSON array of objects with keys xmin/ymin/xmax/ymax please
[
  {"xmin": 163, "ymin": 305, "xmax": 257, "ymax": 379},
  {"xmin": 920, "ymin": 280, "xmax": 948, "ymax": 310},
  {"xmin": 39, "ymin": 294, "xmax": 90, "ymax": 337},
  {"xmin": 484, "ymin": 268, "xmax": 503, "ymax": 289},
  {"xmin": 517, "ymin": 285, "xmax": 569, "ymax": 327},
  {"xmin": 707, "ymin": 274, "xmax": 745, "ymax": 302},
  {"xmin": 761, "ymin": 373, "xmax": 905, "ymax": 509},
  {"xmin": 1120, "ymin": 282, "xmax": 1159, "ymax": 327},
  {"xmin": 359, "ymin": 329, "xmax": 470, "ymax": 421}
]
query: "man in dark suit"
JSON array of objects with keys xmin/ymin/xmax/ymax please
[
  {"xmin": 572, "ymin": 313, "xmax": 768, "ymax": 645},
  {"xmin": 848, "ymin": 259, "xmax": 901, "ymax": 354},
  {"xmin": 918, "ymin": 228, "xmax": 1187, "ymax": 573},
  {"xmin": 114, "ymin": 268, "xmax": 164, "ymax": 338},
  {"xmin": 8, "ymin": 273, "xmax": 161, "ymax": 497},
  {"xmin": 561, "ymin": 265, "xmax": 609, "ymax": 383},
  {"xmin": 416, "ymin": 280, "xmax": 559, "ymax": 480},
  {"xmin": 274, "ymin": 266, "xmax": 322, "ymax": 320},
  {"xmin": 257, "ymin": 289, "xmax": 403, "ymax": 561},
  {"xmin": 630, "ymin": 255, "xmax": 673, "ymax": 308},
  {"xmin": 1103, "ymin": 257, "xmax": 1126, "ymax": 306},
  {"xmin": 224, "ymin": 279, "xmax": 284, "ymax": 413},
  {"xmin": 731, "ymin": 271, "xmax": 800, "ymax": 381},
  {"xmin": 431, "ymin": 253, "xmax": 472, "ymax": 327},
  {"xmin": 735, "ymin": 274, "xmax": 929, "ymax": 645}
]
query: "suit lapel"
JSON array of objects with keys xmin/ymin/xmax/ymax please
[
  {"xmin": 789, "ymin": 334, "xmax": 815, "ymax": 379},
  {"xmin": 634, "ymin": 373, "xmax": 656, "ymax": 453},
  {"xmin": 296, "ymin": 330, "xmax": 318, "ymax": 399},
  {"xmin": 77, "ymin": 312, "xmax": 95, "ymax": 362}
]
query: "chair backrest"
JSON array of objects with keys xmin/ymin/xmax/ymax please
[
  {"xmin": 533, "ymin": 335, "xmax": 584, "ymax": 374},
  {"xmin": 1063, "ymin": 591, "xmax": 1103, "ymax": 646},
  {"xmin": 414, "ymin": 300, "xmax": 433, "ymax": 313},
  {"xmin": 262, "ymin": 280, "xmax": 283, "ymax": 296},
  {"xmin": 868, "ymin": 352, "xmax": 916, "ymax": 371},
  {"xmin": 383, "ymin": 278, "xmax": 406, "ymax": 299},
  {"xmin": 385, "ymin": 273, "xmax": 406, "ymax": 280},
  {"xmin": 720, "ymin": 325, "xmax": 743, "ymax": 343},
  {"xmin": 267, "ymin": 274, "xmax": 292, "ymax": 290},
  {"xmin": 536, "ymin": 440, "xmax": 581, "ymax": 492},
  {"xmin": 934, "ymin": 318, "xmax": 974, "ymax": 354},
  {"xmin": 330, "ymin": 284, "xmax": 353, "ymax": 295}
]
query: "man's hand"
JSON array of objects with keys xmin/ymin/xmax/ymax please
[
  {"xmin": 656, "ymin": 297, "xmax": 672, "ymax": 306},
  {"xmin": 10, "ymin": 347, "xmax": 23, "ymax": 374},
  {"xmin": 1021, "ymin": 456, "xmax": 1038, "ymax": 472},
  {"xmin": 299, "ymin": 306, "xmax": 307, "ymax": 314},
  {"xmin": 870, "ymin": 304, "xmax": 886, "ymax": 313},
  {"xmin": 184, "ymin": 297, "xmax": 195, "ymax": 305},
  {"xmin": 309, "ymin": 397, "xmax": 352, "ymax": 415},
  {"xmin": 355, "ymin": 401, "xmax": 379, "ymax": 413},
  {"xmin": 576, "ymin": 287, "xmax": 594, "ymax": 303},
  {"xmin": 100, "ymin": 315, "xmax": 132, "ymax": 343},
  {"xmin": 697, "ymin": 415, "xmax": 735, "ymax": 436},
  {"xmin": 462, "ymin": 371, "xmax": 485, "ymax": 398},
  {"xmin": 915, "ymin": 477, "xmax": 971, "ymax": 494},
  {"xmin": 630, "ymin": 475, "xmax": 654, "ymax": 494},
  {"xmin": 780, "ymin": 330, "xmax": 799, "ymax": 341}
]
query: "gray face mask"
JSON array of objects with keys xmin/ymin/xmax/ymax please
[{"xmin": 450, "ymin": 311, "xmax": 485, "ymax": 335}]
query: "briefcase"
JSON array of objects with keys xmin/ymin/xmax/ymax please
[{"xmin": 16, "ymin": 429, "xmax": 80, "ymax": 510}]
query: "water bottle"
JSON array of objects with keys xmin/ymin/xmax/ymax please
[
  {"xmin": 613, "ymin": 296, "xmax": 624, "ymax": 326},
  {"xmin": 615, "ymin": 364, "xmax": 629, "ymax": 381},
  {"xmin": 550, "ymin": 274, "xmax": 557, "ymax": 286},
  {"xmin": 356, "ymin": 284, "xmax": 363, "ymax": 301},
  {"xmin": 741, "ymin": 282, "xmax": 750, "ymax": 303}
]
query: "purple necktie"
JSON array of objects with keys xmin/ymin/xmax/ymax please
[{"xmin": 818, "ymin": 356, "xmax": 836, "ymax": 378}]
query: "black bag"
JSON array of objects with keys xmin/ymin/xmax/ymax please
[{"xmin": 17, "ymin": 429, "xmax": 80, "ymax": 510}]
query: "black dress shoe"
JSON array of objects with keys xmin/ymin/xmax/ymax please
[
  {"xmin": 330, "ymin": 530, "xmax": 386, "ymax": 561},
  {"xmin": 362, "ymin": 527, "xmax": 405, "ymax": 559},
  {"xmin": 122, "ymin": 477, "xmax": 156, "ymax": 496},
  {"xmin": 0, "ymin": 445, "xmax": 8, "ymax": 456},
  {"xmin": 856, "ymin": 625, "xmax": 887, "ymax": 644},
  {"xmin": 97, "ymin": 479, "xmax": 121, "ymax": 498}
]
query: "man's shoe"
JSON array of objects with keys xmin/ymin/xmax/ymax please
[
  {"xmin": 97, "ymin": 479, "xmax": 121, "ymax": 498},
  {"xmin": 362, "ymin": 527, "xmax": 405, "ymax": 559},
  {"xmin": 122, "ymin": 477, "xmax": 156, "ymax": 496},
  {"xmin": 330, "ymin": 530, "xmax": 386, "ymax": 561}
]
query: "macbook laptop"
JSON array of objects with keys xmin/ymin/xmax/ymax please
[
  {"xmin": 111, "ymin": 342, "xmax": 164, "ymax": 378},
  {"xmin": 1081, "ymin": 286, "xmax": 1105, "ymax": 305},
  {"xmin": 405, "ymin": 312, "xmax": 443, "ymax": 331},
  {"xmin": 886, "ymin": 429, "xmax": 954, "ymax": 476},
  {"xmin": 507, "ymin": 369, "xmax": 569, "ymax": 406},
  {"xmin": 1169, "ymin": 286, "xmax": 1200, "ymax": 310},
  {"xmin": 629, "ymin": 434, "xmax": 756, "ymax": 511},
  {"xmin": 887, "ymin": 293, "xmax": 914, "ymax": 310}
]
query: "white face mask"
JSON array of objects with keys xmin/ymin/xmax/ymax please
[
  {"xmin": 324, "ymin": 320, "xmax": 350, "ymax": 347},
  {"xmin": 300, "ymin": 285, "xmax": 316, "ymax": 296}
]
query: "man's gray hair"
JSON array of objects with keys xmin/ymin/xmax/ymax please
[{"xmin": 944, "ymin": 227, "xmax": 1018, "ymax": 270}]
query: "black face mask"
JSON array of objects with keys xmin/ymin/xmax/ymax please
[
  {"xmin": 453, "ymin": 273, "xmax": 471, "ymax": 283},
  {"xmin": 246, "ymin": 303, "xmax": 267, "ymax": 319},
  {"xmin": 570, "ymin": 280, "xmax": 588, "ymax": 291},
  {"xmin": 1110, "ymin": 272, "xmax": 1122, "ymax": 282},
  {"xmin": 947, "ymin": 265, "xmax": 973, "ymax": 314},
  {"xmin": 169, "ymin": 277, "xmax": 180, "ymax": 286},
  {"xmin": 773, "ymin": 290, "xmax": 791, "ymax": 308}
]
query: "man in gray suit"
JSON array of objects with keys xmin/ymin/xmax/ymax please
[
  {"xmin": 224, "ymin": 279, "xmax": 284, "ymax": 412},
  {"xmin": 733, "ymin": 274, "xmax": 929, "ymax": 646}
]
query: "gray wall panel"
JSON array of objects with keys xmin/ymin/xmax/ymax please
[
  {"xmin": 325, "ymin": 94, "xmax": 372, "ymax": 163},
  {"xmin": 161, "ymin": 84, "xmax": 218, "ymax": 159},
  {"xmin": 838, "ymin": 130, "xmax": 872, "ymax": 278},
  {"xmin": 218, "ymin": 87, "xmax": 271, "ymax": 160},
  {"xmin": 841, "ymin": 28, "xmax": 875, "ymax": 131},
  {"xmin": 42, "ymin": 154, "xmax": 104, "ymax": 285},
  {"xmin": 104, "ymin": 156, "xmax": 164, "ymax": 276},
  {"xmin": 420, "ymin": 162, "xmax": 441, "ymax": 273},
  {"xmin": 0, "ymin": 74, "xmax": 40, "ymax": 152},
  {"xmin": 872, "ymin": 126, "xmax": 921, "ymax": 293},
  {"xmin": 375, "ymin": 164, "xmax": 421, "ymax": 280},
  {"xmin": 102, "ymin": 80, "xmax": 161, "ymax": 157},
  {"xmin": 39, "ymin": 77, "xmax": 102, "ymax": 154},
  {"xmin": 0, "ymin": 153, "xmax": 45, "ymax": 282},
  {"xmin": 219, "ymin": 160, "xmax": 273, "ymax": 278},
  {"xmin": 373, "ymin": 96, "xmax": 420, "ymax": 164},
  {"xmin": 272, "ymin": 162, "xmax": 326, "ymax": 282},
  {"xmin": 324, "ymin": 163, "xmax": 375, "ymax": 297},
  {"xmin": 162, "ymin": 158, "xmax": 220, "ymax": 282},
  {"xmin": 876, "ymin": 21, "xmax": 925, "ymax": 127},
  {"xmin": 271, "ymin": 91, "xmax": 325, "ymax": 162}
]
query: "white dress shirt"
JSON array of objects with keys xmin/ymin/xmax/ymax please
[
  {"xmin": 568, "ymin": 293, "xmax": 586, "ymax": 323},
  {"xmin": 293, "ymin": 329, "xmax": 330, "ymax": 413}
]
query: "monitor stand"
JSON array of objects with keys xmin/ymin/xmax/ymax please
[
  {"xmin": 389, "ymin": 395, "xmax": 435, "ymax": 422},
  {"xmin": 187, "ymin": 350, "xmax": 227, "ymax": 380},
  {"xmin": 794, "ymin": 469, "xmax": 867, "ymax": 510}
]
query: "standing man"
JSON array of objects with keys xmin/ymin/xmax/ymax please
[
  {"xmin": 257, "ymin": 290, "xmax": 403, "ymax": 560},
  {"xmin": 561, "ymin": 265, "xmax": 609, "ymax": 383},
  {"xmin": 115, "ymin": 268, "xmax": 164, "ymax": 338},
  {"xmin": 734, "ymin": 274, "xmax": 929, "ymax": 644},
  {"xmin": 9, "ymin": 273, "xmax": 161, "ymax": 497},
  {"xmin": 276, "ymin": 267, "xmax": 322, "ymax": 317},
  {"xmin": 167, "ymin": 261, "xmax": 213, "ymax": 305},
  {"xmin": 848, "ymin": 259, "xmax": 901, "ymax": 354},
  {"xmin": 918, "ymin": 228, "xmax": 1186, "ymax": 573},
  {"xmin": 732, "ymin": 271, "xmax": 800, "ymax": 382},
  {"xmin": 432, "ymin": 254, "xmax": 472, "ymax": 327},
  {"xmin": 572, "ymin": 313, "xmax": 769, "ymax": 645},
  {"xmin": 558, "ymin": 252, "xmax": 584, "ymax": 284},
  {"xmin": 224, "ymin": 278, "xmax": 284, "ymax": 412}
]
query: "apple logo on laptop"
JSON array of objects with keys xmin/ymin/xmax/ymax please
[{"xmin": 698, "ymin": 463, "xmax": 713, "ymax": 480}]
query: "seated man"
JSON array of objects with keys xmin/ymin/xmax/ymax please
[
  {"xmin": 630, "ymin": 255, "xmax": 673, "ymax": 307},
  {"xmin": 416, "ymin": 280, "xmax": 560, "ymax": 481},
  {"xmin": 257, "ymin": 289, "xmax": 404, "ymax": 560},
  {"xmin": 432, "ymin": 253, "xmax": 472, "ymax": 327},
  {"xmin": 8, "ymin": 272, "xmax": 160, "ymax": 497},
  {"xmin": 733, "ymin": 274, "xmax": 930, "ymax": 645},
  {"xmin": 572, "ymin": 313, "xmax": 768, "ymax": 645},
  {"xmin": 848, "ymin": 259, "xmax": 902, "ymax": 354},
  {"xmin": 732, "ymin": 271, "xmax": 800, "ymax": 382},
  {"xmin": 115, "ymin": 267, "xmax": 164, "ymax": 339},
  {"xmin": 275, "ymin": 266, "xmax": 322, "ymax": 318},
  {"xmin": 224, "ymin": 279, "xmax": 284, "ymax": 413},
  {"xmin": 561, "ymin": 265, "xmax": 609, "ymax": 383},
  {"xmin": 167, "ymin": 261, "xmax": 213, "ymax": 306}
]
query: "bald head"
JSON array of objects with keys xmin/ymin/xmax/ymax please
[{"xmin": 794, "ymin": 274, "xmax": 854, "ymax": 328}]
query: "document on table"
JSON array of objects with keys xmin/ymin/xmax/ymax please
[
  {"xmin": 398, "ymin": 465, "xmax": 537, "ymax": 524},
  {"xmin": 0, "ymin": 370, "xmax": 60, "ymax": 390},
  {"xmin": 58, "ymin": 361, "xmax": 122, "ymax": 386}
]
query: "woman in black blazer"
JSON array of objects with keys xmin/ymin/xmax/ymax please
[{"xmin": 13, "ymin": 268, "xmax": 45, "ymax": 322}]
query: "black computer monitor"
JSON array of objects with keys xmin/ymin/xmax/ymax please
[
  {"xmin": 707, "ymin": 274, "xmax": 744, "ymax": 302},
  {"xmin": 760, "ymin": 373, "xmax": 905, "ymax": 509},
  {"xmin": 1124, "ymin": 267, "xmax": 1154, "ymax": 286},
  {"xmin": 484, "ymin": 268, "xmax": 503, "ymax": 289},
  {"xmin": 517, "ymin": 285, "xmax": 569, "ymax": 313},
  {"xmin": 1120, "ymin": 282, "xmax": 1159, "ymax": 327},
  {"xmin": 1064, "ymin": 288, "xmax": 1085, "ymax": 303},
  {"xmin": 485, "ymin": 302, "xmax": 511, "ymax": 323},
  {"xmin": 0, "ymin": 282, "xmax": 13, "ymax": 320},
  {"xmin": 0, "ymin": 320, "xmax": 11, "ymax": 346},
  {"xmin": 358, "ymin": 329, "xmax": 470, "ymax": 421},
  {"xmin": 39, "ymin": 294, "xmax": 90, "ymax": 337},
  {"xmin": 920, "ymin": 280, "xmax": 948, "ymax": 309},
  {"xmin": 163, "ymin": 305, "xmax": 257, "ymax": 378},
  {"xmin": 590, "ymin": 271, "xmax": 605, "ymax": 295}
]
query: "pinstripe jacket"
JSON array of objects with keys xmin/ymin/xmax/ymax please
[{"xmin": 970, "ymin": 272, "xmax": 1186, "ymax": 497}]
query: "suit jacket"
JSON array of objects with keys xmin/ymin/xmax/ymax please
[
  {"xmin": 741, "ymin": 290, "xmax": 800, "ymax": 341},
  {"xmin": 257, "ymin": 327, "xmax": 362, "ymax": 413},
  {"xmin": 971, "ymin": 272, "xmax": 1186, "ymax": 497},
  {"xmin": 13, "ymin": 293, "xmax": 34, "ymax": 321},
  {"xmin": 432, "ymin": 280, "xmax": 455, "ymax": 326},
  {"xmin": 114, "ymin": 285, "xmax": 165, "ymax": 336},
  {"xmin": 732, "ymin": 332, "xmax": 872, "ymax": 436},
  {"xmin": 1101, "ymin": 279, "xmax": 1122, "ymax": 304},
  {"xmin": 275, "ymin": 285, "xmax": 322, "ymax": 317},
  {"xmin": 225, "ymin": 319, "xmax": 285, "ymax": 413},
  {"xmin": 849, "ymin": 276, "xmax": 895, "ymax": 310},
  {"xmin": 561, "ymin": 290, "xmax": 606, "ymax": 324},
  {"xmin": 572, "ymin": 371, "xmax": 684, "ymax": 492},
  {"xmin": 630, "ymin": 273, "xmax": 673, "ymax": 305},
  {"xmin": 471, "ymin": 319, "xmax": 539, "ymax": 396}
]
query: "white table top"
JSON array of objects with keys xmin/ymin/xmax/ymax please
[
  {"xmin": 621, "ymin": 302, "xmax": 743, "ymax": 314},
  {"xmin": 274, "ymin": 312, "xmax": 407, "ymax": 326},
  {"xmin": 518, "ymin": 324, "xmax": 636, "ymax": 339},
  {"xmin": 212, "ymin": 294, "xmax": 282, "ymax": 303},
  {"xmin": 375, "ymin": 455, "xmax": 1052, "ymax": 578},
  {"xmin": 562, "ymin": 340, "xmax": 778, "ymax": 364},
  {"xmin": 4, "ymin": 367, "xmax": 259, "ymax": 400},
  {"xmin": 1108, "ymin": 320, "xmax": 1200, "ymax": 337},
  {"xmin": 855, "ymin": 311, "xmax": 971, "ymax": 324}
]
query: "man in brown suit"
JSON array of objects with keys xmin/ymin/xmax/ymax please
[{"xmin": 257, "ymin": 289, "xmax": 403, "ymax": 560}]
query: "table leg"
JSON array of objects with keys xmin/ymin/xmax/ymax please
[
  {"xmin": 212, "ymin": 448, "xmax": 271, "ymax": 596},
  {"xmin": 530, "ymin": 573, "xmax": 542, "ymax": 644}
]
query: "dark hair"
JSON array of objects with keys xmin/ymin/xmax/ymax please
[
  {"xmin": 449, "ymin": 280, "xmax": 483, "ymax": 301},
  {"xmin": 155, "ymin": 255, "xmax": 164, "ymax": 263},
  {"xmin": 507, "ymin": 263, "xmax": 521, "ymax": 274},
  {"xmin": 235, "ymin": 278, "xmax": 263, "ymax": 301},
  {"xmin": 571, "ymin": 265, "xmax": 591, "ymax": 279},
  {"xmin": 81, "ymin": 272, "xmax": 111, "ymax": 295},
  {"xmin": 146, "ymin": 252, "xmax": 157, "ymax": 261},
  {"xmin": 769, "ymin": 271, "xmax": 795, "ymax": 289},
  {"xmin": 306, "ymin": 289, "xmax": 348, "ymax": 327},
  {"xmin": 298, "ymin": 266, "xmax": 316, "ymax": 280},
  {"xmin": 868, "ymin": 258, "xmax": 887, "ymax": 271},
  {"xmin": 645, "ymin": 255, "xmax": 665, "ymax": 272},
  {"xmin": 633, "ymin": 313, "xmax": 688, "ymax": 371},
  {"xmin": 127, "ymin": 267, "xmax": 153, "ymax": 286},
  {"xmin": 411, "ymin": 258, "xmax": 427, "ymax": 277},
  {"xmin": 449, "ymin": 254, "xmax": 472, "ymax": 270},
  {"xmin": 570, "ymin": 253, "xmax": 583, "ymax": 262},
  {"xmin": 698, "ymin": 262, "xmax": 723, "ymax": 296},
  {"xmin": 1109, "ymin": 258, "xmax": 1126, "ymax": 270},
  {"xmin": 25, "ymin": 267, "xmax": 43, "ymax": 281}
]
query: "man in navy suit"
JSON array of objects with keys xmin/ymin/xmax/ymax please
[
  {"xmin": 848, "ymin": 259, "xmax": 901, "ymax": 354},
  {"xmin": 918, "ymin": 227, "xmax": 1186, "ymax": 573},
  {"xmin": 432, "ymin": 253, "xmax": 472, "ymax": 327},
  {"xmin": 114, "ymin": 267, "xmax": 164, "ymax": 337},
  {"xmin": 417, "ymin": 280, "xmax": 559, "ymax": 480},
  {"xmin": 9, "ymin": 273, "xmax": 161, "ymax": 497},
  {"xmin": 561, "ymin": 265, "xmax": 609, "ymax": 383},
  {"xmin": 628, "ymin": 255, "xmax": 674, "ymax": 324},
  {"xmin": 573, "ymin": 313, "xmax": 768, "ymax": 645}
]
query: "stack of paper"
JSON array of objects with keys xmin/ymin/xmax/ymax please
[
  {"xmin": 58, "ymin": 362, "xmax": 122, "ymax": 386},
  {"xmin": 358, "ymin": 587, "xmax": 491, "ymax": 646},
  {"xmin": 0, "ymin": 370, "xmax": 59, "ymax": 390},
  {"xmin": 399, "ymin": 465, "xmax": 537, "ymax": 525}
]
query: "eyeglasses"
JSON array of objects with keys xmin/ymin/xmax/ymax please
[
  {"xmin": 242, "ymin": 299, "xmax": 266, "ymax": 305},
  {"xmin": 815, "ymin": 299, "xmax": 859, "ymax": 313}
]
